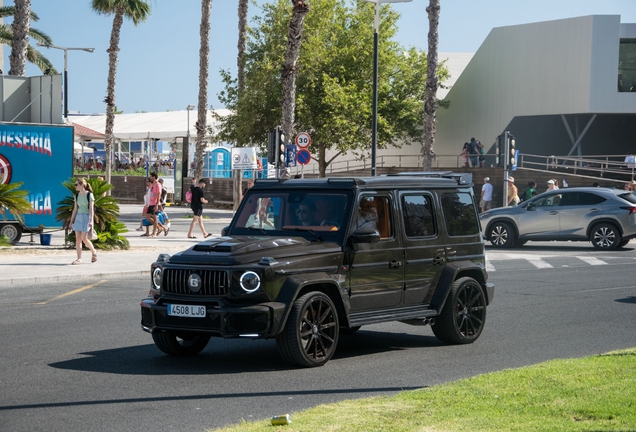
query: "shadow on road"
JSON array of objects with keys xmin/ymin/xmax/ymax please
[
  {"xmin": 616, "ymin": 296, "xmax": 636, "ymax": 304},
  {"xmin": 48, "ymin": 329, "xmax": 442, "ymax": 375}
]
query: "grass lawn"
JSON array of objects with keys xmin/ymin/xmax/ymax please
[{"xmin": 212, "ymin": 348, "xmax": 636, "ymax": 432}]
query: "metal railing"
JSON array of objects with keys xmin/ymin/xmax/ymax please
[{"xmin": 517, "ymin": 153, "xmax": 635, "ymax": 181}]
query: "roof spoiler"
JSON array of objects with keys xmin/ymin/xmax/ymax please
[{"xmin": 388, "ymin": 171, "xmax": 473, "ymax": 185}]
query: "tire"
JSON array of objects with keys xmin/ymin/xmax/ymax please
[
  {"xmin": 513, "ymin": 240, "xmax": 527, "ymax": 247},
  {"xmin": 340, "ymin": 326, "xmax": 361, "ymax": 335},
  {"xmin": 432, "ymin": 277, "xmax": 487, "ymax": 344},
  {"xmin": 488, "ymin": 222, "xmax": 516, "ymax": 248},
  {"xmin": 590, "ymin": 223, "xmax": 621, "ymax": 250},
  {"xmin": 276, "ymin": 292, "xmax": 339, "ymax": 367},
  {"xmin": 152, "ymin": 332, "xmax": 210, "ymax": 356},
  {"xmin": 0, "ymin": 223, "xmax": 22, "ymax": 245},
  {"xmin": 617, "ymin": 239, "xmax": 630, "ymax": 248}
]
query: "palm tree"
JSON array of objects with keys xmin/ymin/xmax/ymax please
[
  {"xmin": 8, "ymin": 0, "xmax": 29, "ymax": 76},
  {"xmin": 233, "ymin": 0, "xmax": 249, "ymax": 210},
  {"xmin": 0, "ymin": 5, "xmax": 57, "ymax": 74},
  {"xmin": 195, "ymin": 0, "xmax": 212, "ymax": 181},
  {"xmin": 91, "ymin": 0, "xmax": 151, "ymax": 188},
  {"xmin": 280, "ymin": 0, "xmax": 310, "ymax": 168},
  {"xmin": 422, "ymin": 0, "xmax": 440, "ymax": 171},
  {"xmin": 0, "ymin": 182, "xmax": 33, "ymax": 223}
]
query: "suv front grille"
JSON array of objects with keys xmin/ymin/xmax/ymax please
[{"xmin": 162, "ymin": 268, "xmax": 229, "ymax": 296}]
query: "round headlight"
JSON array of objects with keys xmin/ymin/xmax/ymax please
[
  {"xmin": 152, "ymin": 267, "xmax": 162, "ymax": 289},
  {"xmin": 239, "ymin": 271, "xmax": 261, "ymax": 293}
]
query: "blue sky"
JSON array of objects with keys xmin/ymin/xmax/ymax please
[{"xmin": 5, "ymin": 0, "xmax": 635, "ymax": 115}]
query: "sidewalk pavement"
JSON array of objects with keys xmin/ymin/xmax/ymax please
[{"xmin": 0, "ymin": 204, "xmax": 235, "ymax": 287}]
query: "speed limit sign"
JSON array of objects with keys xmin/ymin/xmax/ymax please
[{"xmin": 295, "ymin": 132, "xmax": 311, "ymax": 149}]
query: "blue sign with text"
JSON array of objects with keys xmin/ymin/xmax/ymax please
[{"xmin": 0, "ymin": 123, "xmax": 73, "ymax": 228}]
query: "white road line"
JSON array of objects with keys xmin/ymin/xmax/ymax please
[
  {"xmin": 575, "ymin": 256, "xmax": 607, "ymax": 266},
  {"xmin": 486, "ymin": 258, "xmax": 496, "ymax": 272},
  {"xmin": 524, "ymin": 256, "xmax": 553, "ymax": 269}
]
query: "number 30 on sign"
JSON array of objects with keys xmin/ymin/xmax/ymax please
[{"xmin": 295, "ymin": 132, "xmax": 311, "ymax": 149}]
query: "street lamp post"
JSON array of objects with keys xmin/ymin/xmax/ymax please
[
  {"xmin": 186, "ymin": 104, "xmax": 195, "ymax": 177},
  {"xmin": 364, "ymin": 0, "xmax": 411, "ymax": 176},
  {"xmin": 37, "ymin": 43, "xmax": 94, "ymax": 120}
]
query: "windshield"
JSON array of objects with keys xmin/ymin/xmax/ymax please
[{"xmin": 230, "ymin": 190, "xmax": 353, "ymax": 242}]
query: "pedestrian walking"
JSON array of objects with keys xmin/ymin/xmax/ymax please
[
  {"xmin": 137, "ymin": 178, "xmax": 151, "ymax": 233},
  {"xmin": 507, "ymin": 176, "xmax": 520, "ymax": 206},
  {"xmin": 69, "ymin": 178, "xmax": 98, "ymax": 265},
  {"xmin": 480, "ymin": 177, "xmax": 493, "ymax": 213},
  {"xmin": 460, "ymin": 143, "xmax": 469, "ymax": 168},
  {"xmin": 468, "ymin": 137, "xmax": 480, "ymax": 167},
  {"xmin": 524, "ymin": 181, "xmax": 538, "ymax": 201},
  {"xmin": 187, "ymin": 178, "xmax": 213, "ymax": 239},
  {"xmin": 145, "ymin": 172, "xmax": 167, "ymax": 237}
]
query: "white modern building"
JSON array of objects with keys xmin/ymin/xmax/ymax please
[{"xmin": 435, "ymin": 15, "xmax": 636, "ymax": 158}]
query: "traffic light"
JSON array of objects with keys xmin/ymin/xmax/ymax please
[
  {"xmin": 509, "ymin": 134, "xmax": 517, "ymax": 170},
  {"xmin": 496, "ymin": 134, "xmax": 505, "ymax": 168},
  {"xmin": 267, "ymin": 127, "xmax": 286, "ymax": 164},
  {"xmin": 267, "ymin": 129, "xmax": 277, "ymax": 164}
]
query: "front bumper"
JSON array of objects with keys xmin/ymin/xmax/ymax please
[
  {"xmin": 140, "ymin": 299, "xmax": 287, "ymax": 338},
  {"xmin": 485, "ymin": 282, "xmax": 495, "ymax": 305}
]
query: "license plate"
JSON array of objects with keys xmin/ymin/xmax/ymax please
[{"xmin": 166, "ymin": 304, "xmax": 206, "ymax": 318}]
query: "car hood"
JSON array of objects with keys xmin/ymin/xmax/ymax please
[{"xmin": 165, "ymin": 235, "xmax": 342, "ymax": 266}]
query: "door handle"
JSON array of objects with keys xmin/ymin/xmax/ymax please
[
  {"xmin": 389, "ymin": 260, "xmax": 402, "ymax": 269},
  {"xmin": 549, "ymin": 211, "xmax": 559, "ymax": 215},
  {"xmin": 589, "ymin": 208, "xmax": 601, "ymax": 212},
  {"xmin": 433, "ymin": 256, "xmax": 445, "ymax": 265}
]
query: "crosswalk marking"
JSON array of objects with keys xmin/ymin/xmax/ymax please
[
  {"xmin": 574, "ymin": 256, "xmax": 607, "ymax": 266},
  {"xmin": 482, "ymin": 252, "xmax": 629, "ymax": 272},
  {"xmin": 485, "ymin": 258, "xmax": 496, "ymax": 273}
]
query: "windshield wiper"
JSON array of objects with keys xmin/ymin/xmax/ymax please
[
  {"xmin": 292, "ymin": 227, "xmax": 323, "ymax": 242},
  {"xmin": 245, "ymin": 226, "xmax": 268, "ymax": 235}
]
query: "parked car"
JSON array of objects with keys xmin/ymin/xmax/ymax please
[
  {"xmin": 140, "ymin": 172, "xmax": 494, "ymax": 367},
  {"xmin": 480, "ymin": 187, "xmax": 636, "ymax": 250}
]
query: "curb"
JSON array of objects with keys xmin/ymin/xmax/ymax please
[{"xmin": 5, "ymin": 270, "xmax": 151, "ymax": 287}]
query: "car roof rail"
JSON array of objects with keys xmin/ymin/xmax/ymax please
[{"xmin": 387, "ymin": 171, "xmax": 473, "ymax": 185}]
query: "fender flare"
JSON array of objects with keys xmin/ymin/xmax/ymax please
[
  {"xmin": 429, "ymin": 262, "xmax": 490, "ymax": 312},
  {"xmin": 271, "ymin": 273, "xmax": 347, "ymax": 334}
]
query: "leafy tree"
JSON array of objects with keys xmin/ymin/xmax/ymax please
[
  {"xmin": 91, "ymin": 0, "xmax": 152, "ymax": 188},
  {"xmin": 214, "ymin": 0, "xmax": 448, "ymax": 177},
  {"xmin": 3, "ymin": 2, "xmax": 56, "ymax": 74},
  {"xmin": 0, "ymin": 182, "xmax": 33, "ymax": 223},
  {"xmin": 195, "ymin": 0, "xmax": 212, "ymax": 181},
  {"xmin": 55, "ymin": 177, "xmax": 129, "ymax": 250},
  {"xmin": 422, "ymin": 0, "xmax": 440, "ymax": 170}
]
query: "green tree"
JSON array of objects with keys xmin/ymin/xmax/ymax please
[
  {"xmin": 195, "ymin": 0, "xmax": 212, "ymax": 181},
  {"xmin": 1, "ymin": 4, "xmax": 56, "ymax": 74},
  {"xmin": 422, "ymin": 0, "xmax": 440, "ymax": 170},
  {"xmin": 91, "ymin": 0, "xmax": 152, "ymax": 188},
  {"xmin": 215, "ymin": 0, "xmax": 448, "ymax": 177},
  {"xmin": 0, "ymin": 182, "xmax": 33, "ymax": 223}
]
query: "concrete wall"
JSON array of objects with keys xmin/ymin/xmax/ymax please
[{"xmin": 435, "ymin": 15, "xmax": 636, "ymax": 158}]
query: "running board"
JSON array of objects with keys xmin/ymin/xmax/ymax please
[{"xmin": 348, "ymin": 305, "xmax": 438, "ymax": 327}]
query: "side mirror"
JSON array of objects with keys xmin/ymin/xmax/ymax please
[
  {"xmin": 526, "ymin": 203, "xmax": 535, "ymax": 210},
  {"xmin": 221, "ymin": 226, "xmax": 229, "ymax": 236},
  {"xmin": 350, "ymin": 228, "xmax": 380, "ymax": 244}
]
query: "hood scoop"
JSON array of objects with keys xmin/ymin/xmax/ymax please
[{"xmin": 193, "ymin": 242, "xmax": 237, "ymax": 253}]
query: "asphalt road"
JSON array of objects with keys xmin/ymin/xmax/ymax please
[{"xmin": 1, "ymin": 243, "xmax": 635, "ymax": 431}]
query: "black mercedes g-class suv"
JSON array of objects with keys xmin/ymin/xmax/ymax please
[{"xmin": 141, "ymin": 172, "xmax": 494, "ymax": 367}]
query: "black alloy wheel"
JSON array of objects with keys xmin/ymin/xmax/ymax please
[
  {"xmin": 590, "ymin": 223, "xmax": 621, "ymax": 250},
  {"xmin": 432, "ymin": 277, "xmax": 487, "ymax": 344},
  {"xmin": 488, "ymin": 222, "xmax": 516, "ymax": 248},
  {"xmin": 152, "ymin": 332, "xmax": 210, "ymax": 356},
  {"xmin": 277, "ymin": 292, "xmax": 340, "ymax": 367}
]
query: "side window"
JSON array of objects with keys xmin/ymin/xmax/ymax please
[
  {"xmin": 355, "ymin": 196, "xmax": 392, "ymax": 239},
  {"xmin": 534, "ymin": 193, "xmax": 562, "ymax": 207},
  {"xmin": 402, "ymin": 194, "xmax": 436, "ymax": 237},
  {"xmin": 440, "ymin": 192, "xmax": 479, "ymax": 237},
  {"xmin": 577, "ymin": 192, "xmax": 606, "ymax": 205}
]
